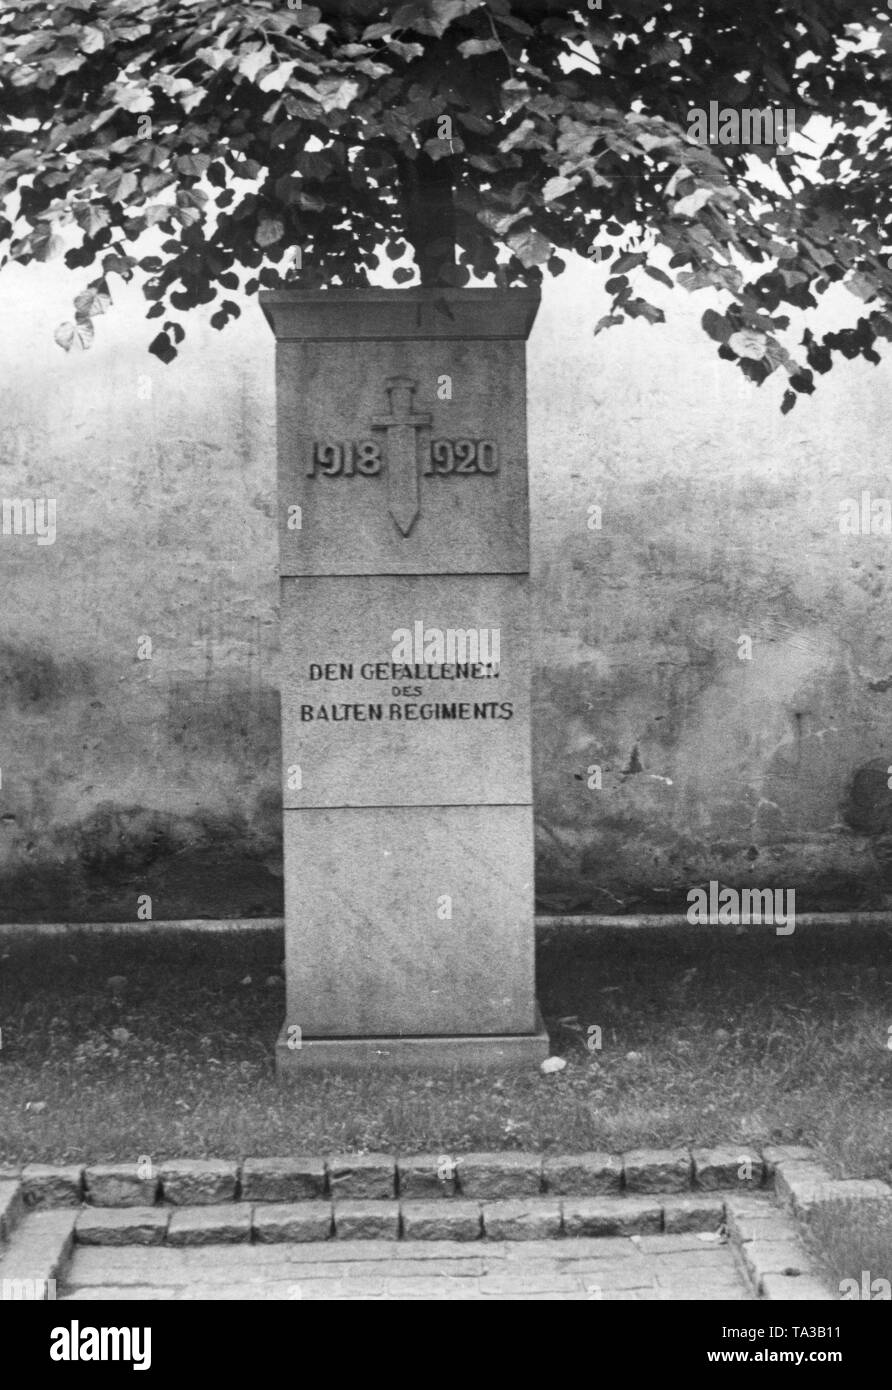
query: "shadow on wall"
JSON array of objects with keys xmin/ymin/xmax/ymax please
[
  {"xmin": 0, "ymin": 795, "xmax": 284, "ymax": 923},
  {"xmin": 535, "ymin": 753, "xmax": 892, "ymax": 915},
  {"xmin": 0, "ymin": 639, "xmax": 284, "ymax": 922}
]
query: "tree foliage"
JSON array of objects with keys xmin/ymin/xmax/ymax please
[{"xmin": 1, "ymin": 0, "xmax": 891, "ymax": 402}]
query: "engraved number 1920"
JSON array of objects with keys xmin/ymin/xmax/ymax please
[
  {"xmin": 424, "ymin": 440, "xmax": 498, "ymax": 475},
  {"xmin": 307, "ymin": 441, "xmax": 382, "ymax": 477}
]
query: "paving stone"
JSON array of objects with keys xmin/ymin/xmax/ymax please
[
  {"xmin": 741, "ymin": 1238, "xmax": 815, "ymax": 1284},
  {"xmin": 646, "ymin": 1248, "xmax": 742, "ymax": 1276},
  {"xmin": 761, "ymin": 1272, "xmax": 834, "ymax": 1301},
  {"xmin": 658, "ymin": 1284, "xmax": 749, "ymax": 1301},
  {"xmin": 20, "ymin": 1164, "xmax": 83, "ymax": 1209},
  {"xmin": 634, "ymin": 1232, "xmax": 724, "ymax": 1255},
  {"xmin": 0, "ymin": 1209, "xmax": 76, "ymax": 1290},
  {"xmin": 504, "ymin": 1236, "xmax": 639, "ymax": 1262},
  {"xmin": 166, "ymin": 1204, "xmax": 252, "ymax": 1246},
  {"xmin": 724, "ymin": 1193, "xmax": 774, "ymax": 1218},
  {"xmin": 62, "ymin": 1286, "xmax": 182, "ymax": 1301},
  {"xmin": 477, "ymin": 1272, "xmax": 584, "ymax": 1296},
  {"xmin": 159, "ymin": 1159, "xmax": 238, "ymax": 1206},
  {"xmin": 241, "ymin": 1157, "xmax": 327, "ymax": 1203},
  {"xmin": 578, "ymin": 1263, "xmax": 657, "ymax": 1291},
  {"xmin": 662, "ymin": 1195, "xmax": 725, "ymax": 1233},
  {"xmin": 400, "ymin": 1200, "xmax": 482, "ymax": 1241},
  {"xmin": 622, "ymin": 1148, "xmax": 692, "ymax": 1193},
  {"xmin": 650, "ymin": 1273, "xmax": 744, "ymax": 1289},
  {"xmin": 275, "ymin": 1279, "xmax": 352, "ymax": 1300},
  {"xmin": 332, "ymin": 1201, "xmax": 399, "ymax": 1240},
  {"xmin": 727, "ymin": 1210, "xmax": 799, "ymax": 1245},
  {"xmin": 793, "ymin": 1177, "xmax": 892, "ymax": 1220},
  {"xmin": 761, "ymin": 1144, "xmax": 819, "ymax": 1177},
  {"xmin": 482, "ymin": 1200, "xmax": 561, "ymax": 1240},
  {"xmin": 542, "ymin": 1153, "xmax": 622, "ymax": 1196},
  {"xmin": 252, "ymin": 1204, "xmax": 333, "ymax": 1243},
  {"xmin": 0, "ymin": 1181, "xmax": 24, "ymax": 1244},
  {"xmin": 327, "ymin": 1155, "xmax": 396, "ymax": 1201},
  {"xmin": 343, "ymin": 1257, "xmax": 485, "ymax": 1280},
  {"xmin": 176, "ymin": 1283, "xmax": 308, "ymax": 1301},
  {"xmin": 396, "ymin": 1154, "xmax": 458, "ymax": 1199},
  {"xmin": 562, "ymin": 1197, "xmax": 662, "ymax": 1237},
  {"xmin": 386, "ymin": 1275, "xmax": 483, "ymax": 1298},
  {"xmin": 84, "ymin": 1164, "xmax": 159, "ymax": 1208},
  {"xmin": 723, "ymin": 1194, "xmax": 791, "ymax": 1243},
  {"xmin": 692, "ymin": 1146, "xmax": 764, "ymax": 1191},
  {"xmin": 75, "ymin": 1208, "xmax": 170, "ymax": 1247},
  {"xmin": 456, "ymin": 1152, "xmax": 543, "ymax": 1199},
  {"xmin": 62, "ymin": 1247, "xmax": 189, "ymax": 1284},
  {"xmin": 773, "ymin": 1160, "xmax": 834, "ymax": 1209},
  {"xmin": 56, "ymin": 1228, "xmax": 758, "ymax": 1301}
]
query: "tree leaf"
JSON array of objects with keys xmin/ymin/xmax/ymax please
[
  {"xmin": 54, "ymin": 321, "xmax": 76, "ymax": 351},
  {"xmin": 673, "ymin": 187, "xmax": 715, "ymax": 218},
  {"xmin": 507, "ymin": 226, "xmax": 550, "ymax": 267},
  {"xmin": 148, "ymin": 331, "xmax": 177, "ymax": 364},
  {"xmin": 80, "ymin": 26, "xmax": 105, "ymax": 55},
  {"xmin": 458, "ymin": 38, "xmax": 502, "ymax": 56},
  {"xmin": 728, "ymin": 330, "xmax": 768, "ymax": 360},
  {"xmin": 644, "ymin": 264, "xmax": 674, "ymax": 288},
  {"xmin": 175, "ymin": 153, "xmax": 211, "ymax": 178},
  {"xmin": 542, "ymin": 175, "xmax": 579, "ymax": 203},
  {"xmin": 36, "ymin": 233, "xmax": 65, "ymax": 262},
  {"xmin": 702, "ymin": 309, "xmax": 731, "ymax": 343},
  {"xmin": 256, "ymin": 218, "xmax": 285, "ymax": 247}
]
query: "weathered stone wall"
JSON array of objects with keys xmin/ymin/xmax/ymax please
[{"xmin": 1, "ymin": 255, "xmax": 890, "ymax": 919}]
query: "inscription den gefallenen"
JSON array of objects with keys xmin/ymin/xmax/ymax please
[{"xmin": 299, "ymin": 660, "xmax": 512, "ymax": 723}]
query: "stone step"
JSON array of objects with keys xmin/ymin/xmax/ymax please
[
  {"xmin": 0, "ymin": 1180, "xmax": 25, "ymax": 1249},
  {"xmin": 0, "ymin": 1208, "xmax": 76, "ymax": 1299},
  {"xmin": 71, "ymin": 1193, "xmax": 732, "ymax": 1246},
  {"xmin": 3, "ymin": 1146, "xmax": 796, "ymax": 1206}
]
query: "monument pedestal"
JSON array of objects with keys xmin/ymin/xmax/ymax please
[
  {"xmin": 261, "ymin": 288, "xmax": 548, "ymax": 1073},
  {"xmin": 275, "ymin": 1006, "xmax": 549, "ymax": 1075}
]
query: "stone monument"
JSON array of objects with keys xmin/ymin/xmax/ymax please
[{"xmin": 261, "ymin": 287, "xmax": 548, "ymax": 1071}]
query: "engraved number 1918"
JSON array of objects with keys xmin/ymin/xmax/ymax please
[{"xmin": 307, "ymin": 441, "xmax": 382, "ymax": 477}]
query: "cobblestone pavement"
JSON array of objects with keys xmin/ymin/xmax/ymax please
[{"xmin": 60, "ymin": 1234, "xmax": 755, "ymax": 1300}]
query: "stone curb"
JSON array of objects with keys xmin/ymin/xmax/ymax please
[
  {"xmin": 0, "ymin": 1145, "xmax": 793, "ymax": 1207},
  {"xmin": 0, "ymin": 1209, "xmax": 77, "ymax": 1297},
  {"xmin": 725, "ymin": 1181, "xmax": 839, "ymax": 1301},
  {"xmin": 59, "ymin": 1194, "xmax": 731, "ymax": 1245},
  {"xmin": 0, "ymin": 1179, "xmax": 26, "ymax": 1246},
  {"xmin": 1, "ymin": 1143, "xmax": 880, "ymax": 1303},
  {"xmin": 3, "ymin": 1139, "xmax": 881, "ymax": 1309},
  {"xmin": 75, "ymin": 1208, "xmax": 170, "ymax": 1247}
]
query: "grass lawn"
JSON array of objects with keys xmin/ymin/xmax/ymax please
[
  {"xmin": 0, "ymin": 922, "xmax": 891, "ymax": 1178},
  {"xmin": 807, "ymin": 1198, "xmax": 892, "ymax": 1294}
]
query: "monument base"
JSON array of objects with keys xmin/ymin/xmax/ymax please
[{"xmin": 275, "ymin": 1008, "xmax": 550, "ymax": 1077}]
